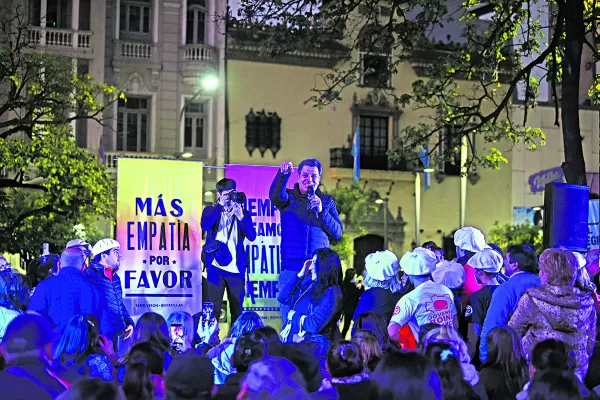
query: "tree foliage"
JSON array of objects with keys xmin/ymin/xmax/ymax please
[
  {"xmin": 0, "ymin": 5, "xmax": 120, "ymax": 261},
  {"xmin": 488, "ymin": 222, "xmax": 543, "ymax": 254},
  {"xmin": 0, "ymin": 125, "xmax": 116, "ymax": 261},
  {"xmin": 231, "ymin": 0, "xmax": 599, "ymax": 184},
  {"xmin": 325, "ymin": 184, "xmax": 378, "ymax": 262}
]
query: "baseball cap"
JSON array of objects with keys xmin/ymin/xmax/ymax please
[
  {"xmin": 432, "ymin": 260, "xmax": 466, "ymax": 290},
  {"xmin": 66, "ymin": 239, "xmax": 92, "ymax": 252},
  {"xmin": 400, "ymin": 247, "xmax": 438, "ymax": 276},
  {"xmin": 92, "ymin": 238, "xmax": 120, "ymax": 257},
  {"xmin": 454, "ymin": 227, "xmax": 489, "ymax": 253},
  {"xmin": 468, "ymin": 249, "xmax": 504, "ymax": 273},
  {"xmin": 365, "ymin": 250, "xmax": 399, "ymax": 281},
  {"xmin": 3, "ymin": 312, "xmax": 56, "ymax": 354},
  {"xmin": 166, "ymin": 350, "xmax": 214, "ymax": 397}
]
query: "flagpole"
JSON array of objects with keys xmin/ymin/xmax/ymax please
[
  {"xmin": 415, "ymin": 172, "xmax": 421, "ymax": 246},
  {"xmin": 459, "ymin": 135, "xmax": 468, "ymax": 228}
]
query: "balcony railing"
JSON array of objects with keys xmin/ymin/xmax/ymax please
[
  {"xmin": 105, "ymin": 152, "xmax": 177, "ymax": 173},
  {"xmin": 183, "ymin": 44, "xmax": 216, "ymax": 62},
  {"xmin": 28, "ymin": 26, "xmax": 92, "ymax": 49},
  {"xmin": 119, "ymin": 42, "xmax": 153, "ymax": 59},
  {"xmin": 329, "ymin": 147, "xmax": 410, "ymax": 171}
]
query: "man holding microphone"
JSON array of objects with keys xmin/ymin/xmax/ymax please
[{"xmin": 270, "ymin": 159, "xmax": 344, "ymax": 319}]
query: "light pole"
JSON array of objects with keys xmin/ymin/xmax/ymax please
[
  {"xmin": 376, "ymin": 198, "xmax": 389, "ymax": 249},
  {"xmin": 178, "ymin": 74, "xmax": 219, "ymax": 152}
]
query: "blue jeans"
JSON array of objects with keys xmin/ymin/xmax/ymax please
[{"xmin": 278, "ymin": 268, "xmax": 300, "ymax": 321}]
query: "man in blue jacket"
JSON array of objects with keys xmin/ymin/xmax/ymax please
[
  {"xmin": 201, "ymin": 178, "xmax": 257, "ymax": 325},
  {"xmin": 29, "ymin": 246, "xmax": 102, "ymax": 334},
  {"xmin": 270, "ymin": 158, "xmax": 344, "ymax": 319},
  {"xmin": 479, "ymin": 244, "xmax": 540, "ymax": 362},
  {"xmin": 85, "ymin": 238, "xmax": 134, "ymax": 352}
]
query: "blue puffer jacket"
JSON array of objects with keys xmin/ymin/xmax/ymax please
[
  {"xmin": 84, "ymin": 262, "xmax": 134, "ymax": 341},
  {"xmin": 29, "ymin": 267, "xmax": 102, "ymax": 334},
  {"xmin": 269, "ymin": 171, "xmax": 344, "ymax": 271}
]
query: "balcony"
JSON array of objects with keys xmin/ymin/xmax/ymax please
[
  {"xmin": 329, "ymin": 147, "xmax": 415, "ymax": 182},
  {"xmin": 28, "ymin": 26, "xmax": 92, "ymax": 50},
  {"xmin": 181, "ymin": 44, "xmax": 218, "ymax": 86},
  {"xmin": 113, "ymin": 40, "xmax": 160, "ymax": 67},
  {"xmin": 105, "ymin": 151, "xmax": 177, "ymax": 175}
]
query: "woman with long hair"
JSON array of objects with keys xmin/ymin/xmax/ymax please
[
  {"xmin": 53, "ymin": 314, "xmax": 116, "ymax": 381},
  {"xmin": 351, "ymin": 330, "xmax": 383, "ymax": 373},
  {"xmin": 424, "ymin": 342, "xmax": 480, "ymax": 400},
  {"xmin": 116, "ymin": 312, "xmax": 173, "ymax": 382},
  {"xmin": 217, "ymin": 330, "xmax": 267, "ymax": 399},
  {"xmin": 0, "ymin": 273, "xmax": 29, "ymax": 343},
  {"xmin": 479, "ymin": 327, "xmax": 529, "ymax": 399},
  {"xmin": 122, "ymin": 342, "xmax": 165, "ymax": 400},
  {"xmin": 421, "ymin": 325, "xmax": 487, "ymax": 399},
  {"xmin": 372, "ymin": 352, "xmax": 443, "ymax": 400},
  {"xmin": 207, "ymin": 310, "xmax": 263, "ymax": 385},
  {"xmin": 278, "ymin": 248, "xmax": 344, "ymax": 359}
]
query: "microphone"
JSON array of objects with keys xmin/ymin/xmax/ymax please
[{"xmin": 307, "ymin": 185, "xmax": 319, "ymax": 218}]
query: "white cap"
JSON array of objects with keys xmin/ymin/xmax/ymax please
[
  {"xmin": 432, "ymin": 260, "xmax": 466, "ymax": 289},
  {"xmin": 65, "ymin": 239, "xmax": 91, "ymax": 251},
  {"xmin": 365, "ymin": 250, "xmax": 399, "ymax": 281},
  {"xmin": 468, "ymin": 249, "xmax": 503, "ymax": 273},
  {"xmin": 400, "ymin": 247, "xmax": 438, "ymax": 276},
  {"xmin": 92, "ymin": 238, "xmax": 120, "ymax": 256},
  {"xmin": 454, "ymin": 227, "xmax": 489, "ymax": 253}
]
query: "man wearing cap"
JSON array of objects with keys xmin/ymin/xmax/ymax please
[
  {"xmin": 388, "ymin": 248, "xmax": 457, "ymax": 349},
  {"xmin": 201, "ymin": 178, "xmax": 257, "ymax": 325},
  {"xmin": 464, "ymin": 249, "xmax": 503, "ymax": 338},
  {"xmin": 29, "ymin": 247, "xmax": 102, "ymax": 334},
  {"xmin": 0, "ymin": 313, "xmax": 70, "ymax": 399},
  {"xmin": 270, "ymin": 159, "xmax": 344, "ymax": 320},
  {"xmin": 479, "ymin": 244, "xmax": 540, "ymax": 362},
  {"xmin": 353, "ymin": 250, "xmax": 407, "ymax": 329},
  {"xmin": 85, "ymin": 238, "xmax": 134, "ymax": 350}
]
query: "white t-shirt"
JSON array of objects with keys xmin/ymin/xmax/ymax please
[
  {"xmin": 390, "ymin": 280, "xmax": 456, "ymax": 339},
  {"xmin": 211, "ymin": 212, "xmax": 239, "ymax": 274}
]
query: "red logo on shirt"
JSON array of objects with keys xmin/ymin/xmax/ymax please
[
  {"xmin": 425, "ymin": 294, "xmax": 452, "ymax": 312},
  {"xmin": 392, "ymin": 305, "xmax": 401, "ymax": 316}
]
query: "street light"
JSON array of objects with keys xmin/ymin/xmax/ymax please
[{"xmin": 200, "ymin": 75, "xmax": 219, "ymax": 91}]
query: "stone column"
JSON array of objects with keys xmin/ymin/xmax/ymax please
[
  {"xmin": 72, "ymin": 0, "xmax": 80, "ymax": 48},
  {"xmin": 40, "ymin": 0, "xmax": 47, "ymax": 46}
]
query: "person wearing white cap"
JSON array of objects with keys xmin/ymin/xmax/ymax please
[
  {"xmin": 65, "ymin": 239, "xmax": 92, "ymax": 257},
  {"xmin": 453, "ymin": 227, "xmax": 490, "ymax": 316},
  {"xmin": 84, "ymin": 238, "xmax": 134, "ymax": 351},
  {"xmin": 388, "ymin": 248, "xmax": 457, "ymax": 349},
  {"xmin": 352, "ymin": 250, "xmax": 407, "ymax": 333},
  {"xmin": 463, "ymin": 249, "xmax": 503, "ymax": 344}
]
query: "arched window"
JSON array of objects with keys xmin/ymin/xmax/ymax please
[{"xmin": 187, "ymin": 0, "xmax": 207, "ymax": 44}]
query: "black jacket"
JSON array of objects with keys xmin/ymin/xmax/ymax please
[
  {"xmin": 201, "ymin": 204, "xmax": 257, "ymax": 275},
  {"xmin": 84, "ymin": 262, "xmax": 134, "ymax": 340},
  {"xmin": 269, "ymin": 171, "xmax": 343, "ymax": 270}
]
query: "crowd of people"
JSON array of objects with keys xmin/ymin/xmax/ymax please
[
  {"xmin": 0, "ymin": 156, "xmax": 598, "ymax": 400},
  {"xmin": 0, "ymin": 228, "xmax": 598, "ymax": 400}
]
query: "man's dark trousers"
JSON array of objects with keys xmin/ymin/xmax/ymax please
[{"xmin": 206, "ymin": 266, "xmax": 245, "ymax": 325}]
